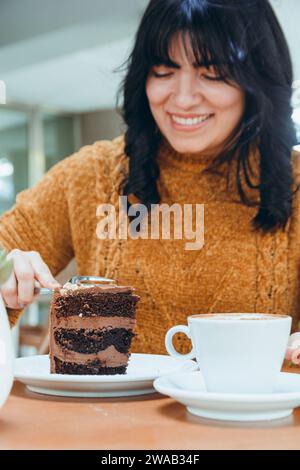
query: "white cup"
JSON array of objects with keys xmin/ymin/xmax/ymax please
[{"xmin": 165, "ymin": 313, "xmax": 292, "ymax": 394}]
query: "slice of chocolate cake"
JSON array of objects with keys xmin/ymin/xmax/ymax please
[{"xmin": 49, "ymin": 282, "xmax": 139, "ymax": 375}]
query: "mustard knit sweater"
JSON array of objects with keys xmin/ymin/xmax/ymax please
[{"xmin": 1, "ymin": 135, "xmax": 300, "ymax": 355}]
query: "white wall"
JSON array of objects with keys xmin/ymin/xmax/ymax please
[
  {"xmin": 0, "ymin": 0, "xmax": 299, "ymax": 111},
  {"xmin": 270, "ymin": 0, "xmax": 300, "ymax": 81},
  {"xmin": 80, "ymin": 109, "xmax": 125, "ymax": 145}
]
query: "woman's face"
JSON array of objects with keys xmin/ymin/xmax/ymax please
[{"xmin": 146, "ymin": 35, "xmax": 245, "ymax": 155}]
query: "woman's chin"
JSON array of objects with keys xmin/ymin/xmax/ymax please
[{"xmin": 168, "ymin": 140, "xmax": 212, "ymax": 155}]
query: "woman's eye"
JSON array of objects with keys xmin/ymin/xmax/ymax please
[
  {"xmin": 201, "ymin": 74, "xmax": 224, "ymax": 81},
  {"xmin": 153, "ymin": 71, "xmax": 173, "ymax": 78},
  {"xmin": 200, "ymin": 68, "xmax": 224, "ymax": 81}
]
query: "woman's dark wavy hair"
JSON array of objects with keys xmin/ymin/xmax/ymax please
[{"xmin": 118, "ymin": 0, "xmax": 297, "ymax": 232}]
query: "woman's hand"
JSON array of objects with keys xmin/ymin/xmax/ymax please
[{"xmin": 0, "ymin": 249, "xmax": 60, "ymax": 309}]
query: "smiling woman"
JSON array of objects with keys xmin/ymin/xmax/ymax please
[
  {"xmin": 121, "ymin": 0, "xmax": 296, "ymax": 232},
  {"xmin": 0, "ymin": 0, "xmax": 300, "ymax": 356}
]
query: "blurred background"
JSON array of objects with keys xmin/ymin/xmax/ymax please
[{"xmin": 0, "ymin": 0, "xmax": 300, "ymax": 356}]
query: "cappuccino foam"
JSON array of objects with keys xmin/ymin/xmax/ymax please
[{"xmin": 191, "ymin": 313, "xmax": 287, "ymax": 321}]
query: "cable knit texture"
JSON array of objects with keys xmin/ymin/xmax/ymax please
[{"xmin": 1, "ymin": 134, "xmax": 300, "ymax": 355}]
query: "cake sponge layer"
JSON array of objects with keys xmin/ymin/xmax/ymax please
[
  {"xmin": 54, "ymin": 328, "xmax": 135, "ymax": 354},
  {"xmin": 53, "ymin": 357, "xmax": 127, "ymax": 375},
  {"xmin": 53, "ymin": 291, "xmax": 139, "ymax": 318}
]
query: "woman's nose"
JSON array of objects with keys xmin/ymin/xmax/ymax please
[{"xmin": 172, "ymin": 76, "xmax": 204, "ymax": 109}]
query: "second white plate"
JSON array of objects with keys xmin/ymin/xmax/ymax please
[{"xmin": 154, "ymin": 371, "xmax": 300, "ymax": 421}]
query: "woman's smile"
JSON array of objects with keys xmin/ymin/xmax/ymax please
[{"xmin": 168, "ymin": 112, "xmax": 215, "ymax": 132}]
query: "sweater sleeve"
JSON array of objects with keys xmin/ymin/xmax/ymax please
[{"xmin": 0, "ymin": 156, "xmax": 75, "ymax": 327}]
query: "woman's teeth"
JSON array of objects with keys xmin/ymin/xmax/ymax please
[{"xmin": 171, "ymin": 115, "xmax": 212, "ymax": 126}]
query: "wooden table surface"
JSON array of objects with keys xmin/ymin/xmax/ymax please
[{"xmin": 1, "ymin": 367, "xmax": 300, "ymax": 450}]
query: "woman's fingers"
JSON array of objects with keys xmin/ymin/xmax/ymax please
[
  {"xmin": 0, "ymin": 249, "xmax": 60, "ymax": 310},
  {"xmin": 27, "ymin": 251, "xmax": 60, "ymax": 288},
  {"xmin": 0, "ymin": 270, "xmax": 20, "ymax": 309},
  {"xmin": 11, "ymin": 250, "xmax": 35, "ymax": 306}
]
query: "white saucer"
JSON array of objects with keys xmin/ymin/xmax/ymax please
[
  {"xmin": 154, "ymin": 371, "xmax": 300, "ymax": 422},
  {"xmin": 14, "ymin": 354, "xmax": 198, "ymax": 398}
]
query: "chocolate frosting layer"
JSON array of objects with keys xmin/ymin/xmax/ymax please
[
  {"xmin": 53, "ymin": 344, "xmax": 129, "ymax": 367},
  {"xmin": 58, "ymin": 283, "xmax": 135, "ymax": 296},
  {"xmin": 52, "ymin": 315, "xmax": 136, "ymax": 330}
]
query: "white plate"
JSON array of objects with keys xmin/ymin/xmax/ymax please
[
  {"xmin": 154, "ymin": 371, "xmax": 300, "ymax": 422},
  {"xmin": 14, "ymin": 354, "xmax": 198, "ymax": 398}
]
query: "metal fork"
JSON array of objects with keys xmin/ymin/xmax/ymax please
[{"xmin": 36, "ymin": 276, "xmax": 115, "ymax": 295}]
